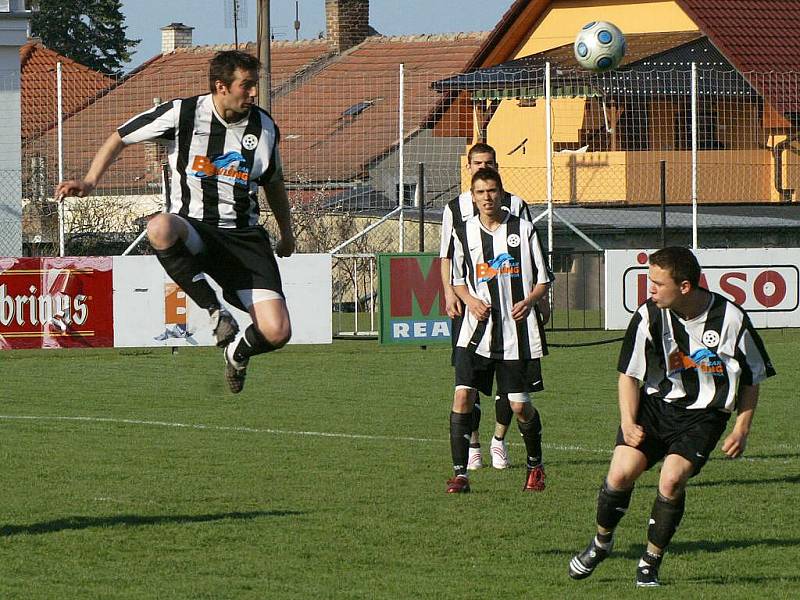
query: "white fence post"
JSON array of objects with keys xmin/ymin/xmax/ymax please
[
  {"xmin": 545, "ymin": 61, "xmax": 554, "ymax": 256},
  {"xmin": 691, "ymin": 62, "xmax": 698, "ymax": 249},
  {"xmin": 398, "ymin": 63, "xmax": 405, "ymax": 252},
  {"xmin": 57, "ymin": 61, "xmax": 65, "ymax": 257}
]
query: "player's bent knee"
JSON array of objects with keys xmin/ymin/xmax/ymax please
[
  {"xmin": 146, "ymin": 214, "xmax": 183, "ymax": 248},
  {"xmin": 257, "ymin": 323, "xmax": 291, "ymax": 348},
  {"xmin": 453, "ymin": 386, "xmax": 475, "ymax": 412},
  {"xmin": 606, "ymin": 466, "xmax": 640, "ymax": 490}
]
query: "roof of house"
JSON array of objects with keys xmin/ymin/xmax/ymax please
[
  {"xmin": 434, "ymin": 33, "xmax": 756, "ymax": 100},
  {"xmin": 37, "ymin": 33, "xmax": 485, "ymax": 191},
  {"xmin": 20, "ymin": 41, "xmax": 115, "ymax": 138},
  {"xmin": 464, "ymin": 0, "xmax": 800, "ymax": 114},
  {"xmin": 274, "ymin": 33, "xmax": 485, "ymax": 182}
]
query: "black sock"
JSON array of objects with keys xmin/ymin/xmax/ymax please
[
  {"xmin": 232, "ymin": 325, "xmax": 279, "ymax": 363},
  {"xmin": 470, "ymin": 396, "xmax": 482, "ymax": 435},
  {"xmin": 647, "ymin": 492, "xmax": 686, "ymax": 549},
  {"xmin": 154, "ymin": 240, "xmax": 218, "ymax": 311},
  {"xmin": 517, "ymin": 408, "xmax": 543, "ymax": 469},
  {"xmin": 597, "ymin": 479, "xmax": 634, "ymax": 530},
  {"xmin": 450, "ymin": 411, "xmax": 472, "ymax": 476},
  {"xmin": 495, "ymin": 394, "xmax": 513, "ymax": 428},
  {"xmin": 596, "ymin": 531, "xmax": 613, "ymax": 545}
]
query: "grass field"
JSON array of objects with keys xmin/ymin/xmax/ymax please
[{"xmin": 1, "ymin": 330, "xmax": 798, "ymax": 599}]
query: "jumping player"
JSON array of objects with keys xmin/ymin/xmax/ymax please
[
  {"xmin": 55, "ymin": 50, "xmax": 294, "ymax": 394},
  {"xmin": 445, "ymin": 168, "xmax": 553, "ymax": 493},
  {"xmin": 568, "ymin": 246, "xmax": 775, "ymax": 586}
]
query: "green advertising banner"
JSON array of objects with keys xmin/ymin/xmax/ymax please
[{"xmin": 377, "ymin": 253, "xmax": 451, "ymax": 345}]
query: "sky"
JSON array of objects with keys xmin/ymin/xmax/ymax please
[{"xmin": 120, "ymin": 0, "xmax": 516, "ymax": 68}]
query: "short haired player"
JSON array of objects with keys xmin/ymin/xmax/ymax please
[
  {"xmin": 55, "ymin": 50, "xmax": 294, "ymax": 394},
  {"xmin": 439, "ymin": 143, "xmax": 550, "ymax": 471},
  {"xmin": 445, "ymin": 168, "xmax": 553, "ymax": 493},
  {"xmin": 568, "ymin": 247, "xmax": 775, "ymax": 586}
]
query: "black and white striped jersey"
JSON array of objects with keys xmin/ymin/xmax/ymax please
[
  {"xmin": 439, "ymin": 190, "xmax": 532, "ymax": 259},
  {"xmin": 117, "ymin": 94, "xmax": 281, "ymax": 229},
  {"xmin": 618, "ymin": 292, "xmax": 775, "ymax": 412},
  {"xmin": 451, "ymin": 212, "xmax": 553, "ymax": 360}
]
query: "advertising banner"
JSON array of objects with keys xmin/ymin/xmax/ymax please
[
  {"xmin": 113, "ymin": 254, "xmax": 332, "ymax": 347},
  {"xmin": 605, "ymin": 248, "xmax": 800, "ymax": 329},
  {"xmin": 1, "ymin": 254, "xmax": 331, "ymax": 350},
  {"xmin": 0, "ymin": 257, "xmax": 114, "ymax": 350},
  {"xmin": 378, "ymin": 253, "xmax": 450, "ymax": 344}
]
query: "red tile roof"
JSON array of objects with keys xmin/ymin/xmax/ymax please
[
  {"xmin": 20, "ymin": 42, "xmax": 114, "ymax": 138},
  {"xmin": 676, "ymin": 0, "xmax": 800, "ymax": 113},
  {"xmin": 274, "ymin": 34, "xmax": 486, "ymax": 182}
]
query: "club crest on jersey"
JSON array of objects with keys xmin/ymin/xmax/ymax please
[
  {"xmin": 242, "ymin": 134, "xmax": 259, "ymax": 150},
  {"xmin": 191, "ymin": 151, "xmax": 250, "ymax": 187},
  {"xmin": 702, "ymin": 330, "xmax": 720, "ymax": 347},
  {"xmin": 506, "ymin": 234, "xmax": 521, "ymax": 248},
  {"xmin": 477, "ymin": 253, "xmax": 520, "ymax": 283}
]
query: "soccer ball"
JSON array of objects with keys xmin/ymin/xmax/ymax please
[{"xmin": 573, "ymin": 21, "xmax": 626, "ymax": 72}]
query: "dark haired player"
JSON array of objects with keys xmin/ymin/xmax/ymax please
[
  {"xmin": 568, "ymin": 246, "xmax": 775, "ymax": 586},
  {"xmin": 439, "ymin": 142, "xmax": 549, "ymax": 471},
  {"xmin": 56, "ymin": 50, "xmax": 294, "ymax": 394},
  {"xmin": 445, "ymin": 168, "xmax": 553, "ymax": 494}
]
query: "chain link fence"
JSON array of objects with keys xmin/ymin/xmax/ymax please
[{"xmin": 5, "ymin": 57, "xmax": 800, "ymax": 329}]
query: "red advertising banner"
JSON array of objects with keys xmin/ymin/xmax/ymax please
[{"xmin": 0, "ymin": 257, "xmax": 114, "ymax": 350}]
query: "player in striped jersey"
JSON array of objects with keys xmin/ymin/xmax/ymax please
[
  {"xmin": 445, "ymin": 168, "xmax": 553, "ymax": 494},
  {"xmin": 568, "ymin": 247, "xmax": 775, "ymax": 586},
  {"xmin": 439, "ymin": 143, "xmax": 549, "ymax": 471},
  {"xmin": 56, "ymin": 51, "xmax": 294, "ymax": 394}
]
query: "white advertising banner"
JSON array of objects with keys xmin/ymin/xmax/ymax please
[
  {"xmin": 113, "ymin": 254, "xmax": 332, "ymax": 347},
  {"xmin": 605, "ymin": 249, "xmax": 800, "ymax": 330}
]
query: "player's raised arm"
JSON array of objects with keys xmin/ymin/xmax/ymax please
[{"xmin": 55, "ymin": 131, "xmax": 126, "ymax": 200}]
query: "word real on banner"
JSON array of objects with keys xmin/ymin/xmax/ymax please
[
  {"xmin": 605, "ymin": 248, "xmax": 800, "ymax": 329},
  {"xmin": 378, "ymin": 253, "xmax": 450, "ymax": 344},
  {"xmin": 0, "ymin": 257, "xmax": 114, "ymax": 350}
]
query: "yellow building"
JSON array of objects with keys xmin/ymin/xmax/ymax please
[{"xmin": 438, "ymin": 0, "xmax": 800, "ymax": 206}]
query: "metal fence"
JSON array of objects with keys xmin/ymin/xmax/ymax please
[{"xmin": 5, "ymin": 59, "xmax": 800, "ymax": 327}]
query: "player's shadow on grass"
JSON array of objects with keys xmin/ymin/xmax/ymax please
[
  {"xmin": 0, "ymin": 510, "xmax": 304, "ymax": 537},
  {"xmin": 608, "ymin": 537, "xmax": 800, "ymax": 559},
  {"xmin": 689, "ymin": 473, "xmax": 800, "ymax": 488},
  {"xmin": 545, "ymin": 537, "xmax": 800, "ymax": 561}
]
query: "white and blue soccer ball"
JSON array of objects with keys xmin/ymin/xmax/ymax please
[{"xmin": 573, "ymin": 21, "xmax": 627, "ymax": 73}]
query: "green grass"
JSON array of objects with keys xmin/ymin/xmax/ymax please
[{"xmin": 0, "ymin": 330, "xmax": 798, "ymax": 598}]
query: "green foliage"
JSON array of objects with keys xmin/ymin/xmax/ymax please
[
  {"xmin": 0, "ymin": 330, "xmax": 797, "ymax": 598},
  {"xmin": 30, "ymin": 0, "xmax": 140, "ymax": 75}
]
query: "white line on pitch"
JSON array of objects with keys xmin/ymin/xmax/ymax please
[
  {"xmin": 1, "ymin": 415, "xmax": 796, "ymax": 459},
  {"xmin": 0, "ymin": 414, "xmax": 611, "ymax": 454}
]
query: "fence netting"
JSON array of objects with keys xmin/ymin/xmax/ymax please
[{"xmin": 5, "ymin": 61, "xmax": 800, "ymax": 326}]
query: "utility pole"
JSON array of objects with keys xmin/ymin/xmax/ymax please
[{"xmin": 257, "ymin": 0, "xmax": 271, "ymax": 111}]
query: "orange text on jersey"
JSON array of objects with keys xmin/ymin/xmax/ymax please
[
  {"xmin": 191, "ymin": 156, "xmax": 250, "ymax": 183},
  {"xmin": 476, "ymin": 263, "xmax": 520, "ymax": 279}
]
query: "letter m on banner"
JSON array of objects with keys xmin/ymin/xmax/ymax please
[{"xmin": 377, "ymin": 253, "xmax": 450, "ymax": 345}]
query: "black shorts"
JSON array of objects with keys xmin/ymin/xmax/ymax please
[
  {"xmin": 186, "ymin": 217, "xmax": 284, "ymax": 312},
  {"xmin": 615, "ymin": 392, "xmax": 731, "ymax": 476},
  {"xmin": 453, "ymin": 348, "xmax": 544, "ymax": 397}
]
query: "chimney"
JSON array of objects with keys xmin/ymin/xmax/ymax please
[
  {"xmin": 161, "ymin": 22, "xmax": 194, "ymax": 54},
  {"xmin": 325, "ymin": 0, "xmax": 369, "ymax": 53}
]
